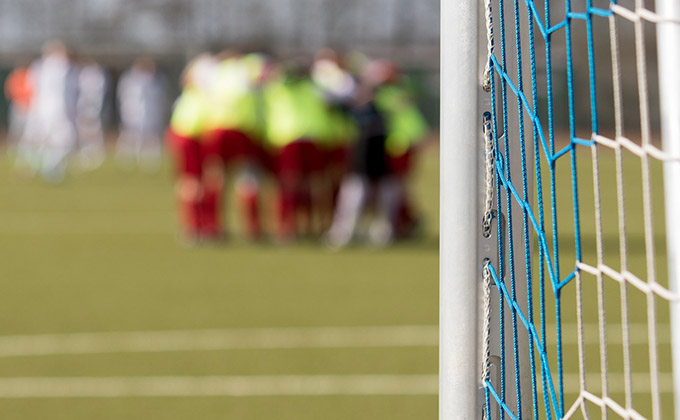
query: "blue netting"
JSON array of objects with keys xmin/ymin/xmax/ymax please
[{"xmin": 481, "ymin": 1, "xmax": 619, "ymax": 418}]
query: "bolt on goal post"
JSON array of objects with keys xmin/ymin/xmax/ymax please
[{"xmin": 441, "ymin": 0, "xmax": 680, "ymax": 419}]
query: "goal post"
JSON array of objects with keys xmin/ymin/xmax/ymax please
[
  {"xmin": 439, "ymin": 0, "xmax": 480, "ymax": 418},
  {"xmin": 440, "ymin": 0, "xmax": 534, "ymax": 417},
  {"xmin": 656, "ymin": 0, "xmax": 680, "ymax": 417}
]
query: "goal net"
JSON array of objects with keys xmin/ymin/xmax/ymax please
[{"xmin": 440, "ymin": 1, "xmax": 680, "ymax": 419}]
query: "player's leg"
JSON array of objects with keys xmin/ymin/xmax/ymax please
[
  {"xmin": 75, "ymin": 114, "xmax": 105, "ymax": 170},
  {"xmin": 303, "ymin": 140, "xmax": 328, "ymax": 237},
  {"xmin": 234, "ymin": 164, "xmax": 262, "ymax": 239},
  {"xmin": 258, "ymin": 146, "xmax": 276, "ymax": 238},
  {"xmin": 389, "ymin": 148, "xmax": 421, "ymax": 239},
  {"xmin": 369, "ymin": 175, "xmax": 402, "ymax": 246},
  {"xmin": 40, "ymin": 118, "xmax": 76, "ymax": 183},
  {"xmin": 15, "ymin": 113, "xmax": 43, "ymax": 175},
  {"xmin": 329, "ymin": 145, "xmax": 348, "ymax": 204},
  {"xmin": 167, "ymin": 129, "xmax": 203, "ymax": 242},
  {"xmin": 233, "ymin": 131, "xmax": 264, "ymax": 240},
  {"xmin": 276, "ymin": 142, "xmax": 303, "ymax": 242},
  {"xmin": 116, "ymin": 127, "xmax": 138, "ymax": 169},
  {"xmin": 7, "ymin": 104, "xmax": 27, "ymax": 153},
  {"xmin": 138, "ymin": 131, "xmax": 163, "ymax": 173},
  {"xmin": 200, "ymin": 129, "xmax": 226, "ymax": 240},
  {"xmin": 321, "ymin": 144, "xmax": 348, "ymax": 231},
  {"xmin": 326, "ymin": 173, "xmax": 370, "ymax": 248},
  {"xmin": 220, "ymin": 129, "xmax": 264, "ymax": 240}
]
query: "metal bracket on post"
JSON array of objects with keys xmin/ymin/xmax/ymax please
[
  {"xmin": 479, "ymin": 0, "xmax": 534, "ymax": 416},
  {"xmin": 478, "ymin": 0, "xmax": 499, "ymax": 417}
]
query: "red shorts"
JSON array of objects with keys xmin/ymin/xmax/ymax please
[
  {"xmin": 388, "ymin": 149, "xmax": 413, "ymax": 177},
  {"xmin": 166, "ymin": 128, "xmax": 202, "ymax": 177},
  {"xmin": 323, "ymin": 146, "xmax": 348, "ymax": 169},
  {"xmin": 277, "ymin": 140, "xmax": 325, "ymax": 178},
  {"xmin": 203, "ymin": 129, "xmax": 263, "ymax": 165}
]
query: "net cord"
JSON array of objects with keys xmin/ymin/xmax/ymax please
[{"xmin": 481, "ymin": 0, "xmax": 680, "ymax": 419}]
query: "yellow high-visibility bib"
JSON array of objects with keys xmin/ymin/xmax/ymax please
[{"xmin": 170, "ymin": 87, "xmax": 210, "ymax": 139}]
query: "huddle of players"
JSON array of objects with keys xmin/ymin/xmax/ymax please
[{"xmin": 167, "ymin": 49, "xmax": 429, "ymax": 247}]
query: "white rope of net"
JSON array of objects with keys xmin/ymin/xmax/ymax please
[
  {"xmin": 482, "ymin": 0, "xmax": 495, "ymax": 93},
  {"xmin": 566, "ymin": 2, "xmax": 680, "ymax": 419},
  {"xmin": 480, "ymin": 2, "xmax": 496, "ymax": 418}
]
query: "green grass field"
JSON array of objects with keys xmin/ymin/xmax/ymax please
[
  {"xmin": 0, "ymin": 145, "xmax": 673, "ymax": 419},
  {"xmin": 0, "ymin": 149, "xmax": 440, "ymax": 419}
]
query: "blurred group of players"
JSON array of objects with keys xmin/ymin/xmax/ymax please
[
  {"xmin": 3, "ymin": 41, "xmax": 431, "ymax": 248},
  {"xmin": 4, "ymin": 40, "xmax": 167, "ymax": 182},
  {"xmin": 168, "ymin": 48, "xmax": 430, "ymax": 247}
]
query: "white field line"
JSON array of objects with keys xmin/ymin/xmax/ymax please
[
  {"xmin": 0, "ymin": 372, "xmax": 670, "ymax": 398},
  {"xmin": 0, "ymin": 375, "xmax": 439, "ymax": 398},
  {"xmin": 0, "ymin": 323, "xmax": 669, "ymax": 359},
  {"xmin": 557, "ymin": 372, "xmax": 675, "ymax": 395},
  {"xmin": 0, "ymin": 226, "xmax": 170, "ymax": 235},
  {"xmin": 0, "ymin": 326, "xmax": 439, "ymax": 358},
  {"xmin": 0, "ymin": 211, "xmax": 171, "ymax": 235},
  {"xmin": 552, "ymin": 323, "xmax": 672, "ymax": 346},
  {"xmin": 0, "ymin": 211, "xmax": 168, "ymax": 216}
]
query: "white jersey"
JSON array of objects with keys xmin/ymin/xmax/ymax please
[
  {"xmin": 22, "ymin": 54, "xmax": 77, "ymax": 148},
  {"xmin": 17, "ymin": 53, "xmax": 79, "ymax": 181},
  {"xmin": 117, "ymin": 68, "xmax": 166, "ymax": 134},
  {"xmin": 31, "ymin": 56, "xmax": 70, "ymax": 121},
  {"xmin": 77, "ymin": 64, "xmax": 106, "ymax": 120},
  {"xmin": 311, "ymin": 59, "xmax": 356, "ymax": 103}
]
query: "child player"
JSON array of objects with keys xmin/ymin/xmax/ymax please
[
  {"xmin": 201, "ymin": 51, "xmax": 266, "ymax": 240},
  {"xmin": 369, "ymin": 59, "xmax": 429, "ymax": 239},
  {"xmin": 326, "ymin": 58, "xmax": 428, "ymax": 247},
  {"xmin": 262, "ymin": 60, "xmax": 330, "ymax": 241},
  {"xmin": 310, "ymin": 49, "xmax": 357, "ymax": 230},
  {"xmin": 166, "ymin": 54, "xmax": 215, "ymax": 242}
]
